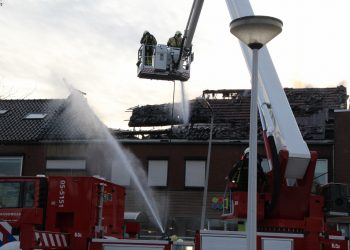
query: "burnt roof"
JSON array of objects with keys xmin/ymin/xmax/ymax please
[
  {"xmin": 120, "ymin": 86, "xmax": 348, "ymax": 140},
  {"xmin": 0, "ymin": 92, "xmax": 106, "ymax": 143}
]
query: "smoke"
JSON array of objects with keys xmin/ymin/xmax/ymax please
[
  {"xmin": 291, "ymin": 79, "xmax": 350, "ymax": 109},
  {"xmin": 338, "ymin": 80, "xmax": 350, "ymax": 109},
  {"xmin": 292, "ymin": 79, "xmax": 348, "ymax": 89},
  {"xmin": 292, "ymin": 80, "xmax": 313, "ymax": 89},
  {"xmin": 338, "ymin": 80, "xmax": 348, "ymax": 88}
]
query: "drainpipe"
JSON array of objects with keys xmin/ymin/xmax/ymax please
[{"xmin": 332, "ymin": 144, "xmax": 335, "ymax": 182}]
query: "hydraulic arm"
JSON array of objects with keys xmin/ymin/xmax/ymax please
[{"xmin": 226, "ymin": 0, "xmax": 311, "ymax": 183}]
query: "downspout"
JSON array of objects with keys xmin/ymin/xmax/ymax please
[{"xmin": 332, "ymin": 143, "xmax": 335, "ymax": 182}]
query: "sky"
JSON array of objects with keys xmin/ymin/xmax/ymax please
[{"xmin": 0, "ymin": 0, "xmax": 349, "ymax": 129}]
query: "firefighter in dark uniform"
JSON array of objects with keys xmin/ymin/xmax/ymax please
[
  {"xmin": 227, "ymin": 148, "xmax": 267, "ymax": 192},
  {"xmin": 140, "ymin": 30, "xmax": 157, "ymax": 65},
  {"xmin": 167, "ymin": 31, "xmax": 183, "ymax": 48}
]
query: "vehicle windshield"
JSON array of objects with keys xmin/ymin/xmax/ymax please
[{"xmin": 0, "ymin": 181, "xmax": 35, "ymax": 208}]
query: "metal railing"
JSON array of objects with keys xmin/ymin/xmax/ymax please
[{"xmin": 137, "ymin": 44, "xmax": 155, "ymax": 67}]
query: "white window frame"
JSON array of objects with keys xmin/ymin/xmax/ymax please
[
  {"xmin": 148, "ymin": 160, "xmax": 168, "ymax": 187},
  {"xmin": 0, "ymin": 156, "xmax": 23, "ymax": 176},
  {"xmin": 111, "ymin": 159, "xmax": 131, "ymax": 187},
  {"xmin": 261, "ymin": 158, "xmax": 271, "ymax": 173},
  {"xmin": 24, "ymin": 113, "xmax": 47, "ymax": 119},
  {"xmin": 46, "ymin": 159, "xmax": 86, "ymax": 170},
  {"xmin": 185, "ymin": 160, "xmax": 206, "ymax": 187},
  {"xmin": 262, "ymin": 238, "xmax": 293, "ymax": 250}
]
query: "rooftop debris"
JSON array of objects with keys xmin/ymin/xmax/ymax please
[{"xmin": 116, "ymin": 86, "xmax": 348, "ymax": 141}]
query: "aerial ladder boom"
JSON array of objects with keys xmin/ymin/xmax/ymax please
[
  {"xmin": 137, "ymin": 0, "xmax": 204, "ymax": 82},
  {"xmin": 178, "ymin": 0, "xmax": 204, "ymax": 72},
  {"xmin": 137, "ymin": 0, "xmax": 310, "ymax": 181},
  {"xmin": 225, "ymin": 0, "xmax": 311, "ymax": 183}
]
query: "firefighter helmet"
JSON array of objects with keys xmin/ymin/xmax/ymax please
[{"xmin": 244, "ymin": 147, "xmax": 250, "ymax": 155}]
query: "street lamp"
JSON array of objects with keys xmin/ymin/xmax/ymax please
[
  {"xmin": 229, "ymin": 15, "xmax": 282, "ymax": 250},
  {"xmin": 198, "ymin": 97, "xmax": 214, "ymax": 230}
]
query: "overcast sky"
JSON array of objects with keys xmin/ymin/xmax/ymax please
[{"xmin": 0, "ymin": 0, "xmax": 349, "ymax": 129}]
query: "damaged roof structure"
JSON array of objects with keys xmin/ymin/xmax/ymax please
[{"xmin": 115, "ymin": 86, "xmax": 349, "ymax": 141}]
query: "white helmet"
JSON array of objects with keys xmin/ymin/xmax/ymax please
[{"xmin": 244, "ymin": 147, "xmax": 250, "ymax": 155}]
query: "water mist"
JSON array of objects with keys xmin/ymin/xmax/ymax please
[
  {"xmin": 180, "ymin": 81, "xmax": 190, "ymax": 124},
  {"xmin": 66, "ymin": 91, "xmax": 165, "ymax": 233}
]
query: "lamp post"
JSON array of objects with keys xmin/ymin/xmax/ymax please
[
  {"xmin": 198, "ymin": 98, "xmax": 214, "ymax": 230},
  {"xmin": 229, "ymin": 15, "xmax": 282, "ymax": 250}
]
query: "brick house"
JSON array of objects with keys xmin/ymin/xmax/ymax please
[
  {"xmin": 115, "ymin": 86, "xmax": 350, "ymax": 237},
  {"xmin": 0, "ymin": 92, "xmax": 112, "ymax": 178},
  {"xmin": 1, "ymin": 86, "xmax": 349, "ymax": 238}
]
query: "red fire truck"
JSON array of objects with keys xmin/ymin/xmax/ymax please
[
  {"xmin": 0, "ymin": 174, "xmax": 347, "ymax": 250},
  {"xmin": 1, "ymin": 0, "xmax": 348, "ymax": 249},
  {"xmin": 137, "ymin": 0, "xmax": 350, "ymax": 248},
  {"xmin": 0, "ymin": 176, "xmax": 172, "ymax": 250}
]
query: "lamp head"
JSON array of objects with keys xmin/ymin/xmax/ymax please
[{"xmin": 230, "ymin": 15, "xmax": 283, "ymax": 49}]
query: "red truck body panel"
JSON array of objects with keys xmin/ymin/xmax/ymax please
[
  {"xmin": 0, "ymin": 176, "xmax": 126, "ymax": 250},
  {"xmin": 44, "ymin": 176, "xmax": 125, "ymax": 249}
]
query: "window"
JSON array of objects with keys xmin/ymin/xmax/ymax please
[
  {"xmin": 46, "ymin": 159, "xmax": 86, "ymax": 176},
  {"xmin": 338, "ymin": 224, "xmax": 349, "ymax": 238},
  {"xmin": 0, "ymin": 109, "xmax": 8, "ymax": 115},
  {"xmin": 261, "ymin": 158, "xmax": 271, "ymax": 173},
  {"xmin": 111, "ymin": 160, "xmax": 131, "ymax": 186},
  {"xmin": 0, "ymin": 181, "xmax": 34, "ymax": 208},
  {"xmin": 185, "ymin": 160, "xmax": 206, "ymax": 187},
  {"xmin": 262, "ymin": 238, "xmax": 293, "ymax": 249},
  {"xmin": 46, "ymin": 159, "xmax": 86, "ymax": 170},
  {"xmin": 0, "ymin": 182, "xmax": 20, "ymax": 208},
  {"xmin": 148, "ymin": 160, "xmax": 168, "ymax": 187},
  {"xmin": 24, "ymin": 113, "xmax": 47, "ymax": 119},
  {"xmin": 314, "ymin": 159, "xmax": 328, "ymax": 185},
  {"xmin": 261, "ymin": 158, "xmax": 328, "ymax": 185},
  {"xmin": 0, "ymin": 157, "xmax": 23, "ymax": 176},
  {"xmin": 23, "ymin": 181, "xmax": 35, "ymax": 207}
]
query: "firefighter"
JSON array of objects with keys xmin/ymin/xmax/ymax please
[
  {"xmin": 167, "ymin": 31, "xmax": 183, "ymax": 48},
  {"xmin": 226, "ymin": 148, "xmax": 267, "ymax": 192},
  {"xmin": 139, "ymin": 30, "xmax": 157, "ymax": 66}
]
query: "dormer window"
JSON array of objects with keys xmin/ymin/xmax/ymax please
[
  {"xmin": 24, "ymin": 113, "xmax": 47, "ymax": 119},
  {"xmin": 0, "ymin": 109, "xmax": 8, "ymax": 115}
]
